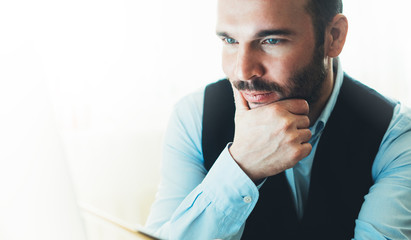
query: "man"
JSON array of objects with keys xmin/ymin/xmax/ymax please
[{"xmin": 146, "ymin": 0, "xmax": 411, "ymax": 239}]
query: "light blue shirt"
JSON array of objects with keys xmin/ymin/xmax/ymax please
[{"xmin": 145, "ymin": 59, "xmax": 411, "ymax": 240}]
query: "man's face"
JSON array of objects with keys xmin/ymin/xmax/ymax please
[{"xmin": 217, "ymin": 0, "xmax": 327, "ymax": 109}]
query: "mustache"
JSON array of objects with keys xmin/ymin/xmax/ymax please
[{"xmin": 232, "ymin": 78, "xmax": 286, "ymax": 94}]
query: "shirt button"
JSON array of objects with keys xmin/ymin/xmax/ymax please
[{"xmin": 243, "ymin": 196, "xmax": 252, "ymax": 203}]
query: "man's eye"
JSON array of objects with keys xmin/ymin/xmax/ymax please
[
  {"xmin": 223, "ymin": 38, "xmax": 238, "ymax": 44},
  {"xmin": 262, "ymin": 38, "xmax": 281, "ymax": 45}
]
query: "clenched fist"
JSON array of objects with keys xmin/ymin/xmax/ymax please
[{"xmin": 229, "ymin": 87, "xmax": 313, "ymax": 183}]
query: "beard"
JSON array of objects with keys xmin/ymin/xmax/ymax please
[{"xmin": 232, "ymin": 46, "xmax": 327, "ymax": 105}]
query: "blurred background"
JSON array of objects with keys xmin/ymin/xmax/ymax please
[{"xmin": 0, "ymin": 0, "xmax": 410, "ymax": 239}]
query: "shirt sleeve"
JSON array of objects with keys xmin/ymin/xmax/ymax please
[
  {"xmin": 353, "ymin": 103, "xmax": 411, "ymax": 240},
  {"xmin": 145, "ymin": 90, "xmax": 259, "ymax": 240}
]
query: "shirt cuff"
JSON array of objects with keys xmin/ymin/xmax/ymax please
[{"xmin": 201, "ymin": 144, "xmax": 259, "ymax": 221}]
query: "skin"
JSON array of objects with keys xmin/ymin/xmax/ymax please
[{"xmin": 216, "ymin": 0, "xmax": 348, "ymax": 182}]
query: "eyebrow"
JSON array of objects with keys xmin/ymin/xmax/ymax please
[
  {"xmin": 255, "ymin": 29, "xmax": 294, "ymax": 38},
  {"xmin": 216, "ymin": 32, "xmax": 231, "ymax": 38},
  {"xmin": 216, "ymin": 29, "xmax": 295, "ymax": 39}
]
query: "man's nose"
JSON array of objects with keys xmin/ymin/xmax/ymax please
[{"xmin": 235, "ymin": 46, "xmax": 264, "ymax": 81}]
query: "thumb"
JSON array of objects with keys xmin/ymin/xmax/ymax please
[{"xmin": 231, "ymin": 83, "xmax": 250, "ymax": 112}]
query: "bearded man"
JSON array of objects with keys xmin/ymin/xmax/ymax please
[{"xmin": 146, "ymin": 0, "xmax": 411, "ymax": 239}]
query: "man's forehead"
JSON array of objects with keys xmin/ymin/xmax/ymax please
[
  {"xmin": 216, "ymin": 0, "xmax": 311, "ymax": 37},
  {"xmin": 217, "ymin": 0, "xmax": 309, "ymax": 17}
]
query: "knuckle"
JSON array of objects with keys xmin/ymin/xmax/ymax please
[
  {"xmin": 285, "ymin": 131, "xmax": 299, "ymax": 144},
  {"xmin": 290, "ymin": 144, "xmax": 311, "ymax": 162},
  {"xmin": 304, "ymin": 129, "xmax": 312, "ymax": 139},
  {"xmin": 281, "ymin": 118, "xmax": 294, "ymax": 131},
  {"xmin": 293, "ymin": 151, "xmax": 303, "ymax": 161},
  {"xmin": 299, "ymin": 144, "xmax": 312, "ymax": 159},
  {"xmin": 292, "ymin": 132, "xmax": 300, "ymax": 142},
  {"xmin": 303, "ymin": 116, "xmax": 310, "ymax": 127},
  {"xmin": 289, "ymin": 146, "xmax": 302, "ymax": 161}
]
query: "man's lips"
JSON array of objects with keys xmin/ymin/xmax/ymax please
[{"xmin": 241, "ymin": 91, "xmax": 280, "ymax": 104}]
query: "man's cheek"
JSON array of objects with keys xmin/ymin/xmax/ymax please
[{"xmin": 222, "ymin": 54, "xmax": 236, "ymax": 77}]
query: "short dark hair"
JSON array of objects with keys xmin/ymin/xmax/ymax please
[{"xmin": 305, "ymin": 0, "xmax": 343, "ymax": 47}]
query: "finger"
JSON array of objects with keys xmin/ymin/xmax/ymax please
[
  {"xmin": 231, "ymin": 83, "xmax": 250, "ymax": 112},
  {"xmin": 290, "ymin": 141, "xmax": 312, "ymax": 163},
  {"xmin": 300, "ymin": 142, "xmax": 313, "ymax": 158},
  {"xmin": 295, "ymin": 115, "xmax": 310, "ymax": 129},
  {"xmin": 297, "ymin": 128, "xmax": 312, "ymax": 143},
  {"xmin": 276, "ymin": 99, "xmax": 309, "ymax": 115}
]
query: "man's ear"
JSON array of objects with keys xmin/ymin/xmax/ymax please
[{"xmin": 324, "ymin": 14, "xmax": 348, "ymax": 58}]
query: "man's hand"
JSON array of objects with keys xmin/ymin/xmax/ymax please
[{"xmin": 229, "ymin": 87, "xmax": 313, "ymax": 183}]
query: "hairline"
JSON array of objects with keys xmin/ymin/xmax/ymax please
[{"xmin": 304, "ymin": 0, "xmax": 343, "ymax": 48}]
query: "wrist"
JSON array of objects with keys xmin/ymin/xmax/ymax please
[{"xmin": 228, "ymin": 143, "xmax": 264, "ymax": 184}]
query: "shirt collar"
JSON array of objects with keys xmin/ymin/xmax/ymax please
[{"xmin": 310, "ymin": 57, "xmax": 344, "ymax": 137}]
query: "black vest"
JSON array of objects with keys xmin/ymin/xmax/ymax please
[{"xmin": 201, "ymin": 75, "xmax": 395, "ymax": 239}]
